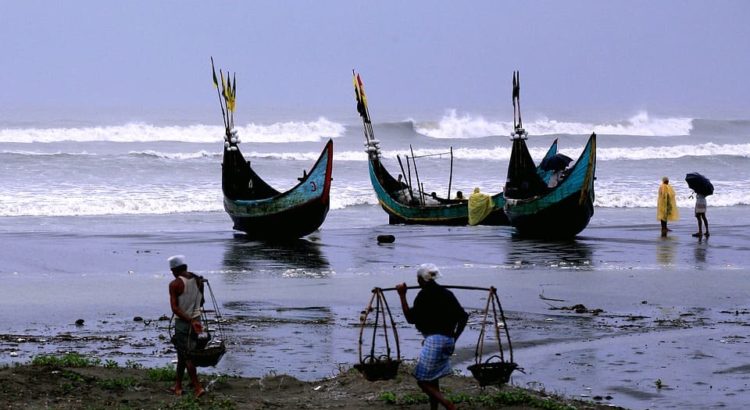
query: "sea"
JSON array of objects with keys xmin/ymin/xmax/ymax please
[
  {"xmin": 1, "ymin": 111, "xmax": 748, "ymax": 218},
  {"xmin": 1, "ymin": 111, "xmax": 750, "ymax": 410}
]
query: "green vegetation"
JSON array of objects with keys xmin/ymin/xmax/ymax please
[
  {"xmin": 378, "ymin": 388, "xmax": 581, "ymax": 410},
  {"xmin": 31, "ymin": 352, "xmax": 101, "ymax": 367},
  {"xmin": 97, "ymin": 376, "xmax": 139, "ymax": 390},
  {"xmin": 147, "ymin": 364, "xmax": 177, "ymax": 382}
]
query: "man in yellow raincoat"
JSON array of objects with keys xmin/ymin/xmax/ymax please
[
  {"xmin": 468, "ymin": 187, "xmax": 492, "ymax": 225},
  {"xmin": 657, "ymin": 176, "xmax": 679, "ymax": 237}
]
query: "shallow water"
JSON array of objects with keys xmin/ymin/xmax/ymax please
[{"xmin": 1, "ymin": 206, "xmax": 749, "ymax": 409}]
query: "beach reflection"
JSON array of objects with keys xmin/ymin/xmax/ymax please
[
  {"xmin": 656, "ymin": 236, "xmax": 676, "ymax": 266},
  {"xmin": 505, "ymin": 238, "xmax": 594, "ymax": 269},
  {"xmin": 694, "ymin": 237, "xmax": 708, "ymax": 267},
  {"xmin": 222, "ymin": 235, "xmax": 331, "ymax": 278}
]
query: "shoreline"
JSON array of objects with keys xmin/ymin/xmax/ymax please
[{"xmin": 0, "ymin": 353, "xmax": 625, "ymax": 410}]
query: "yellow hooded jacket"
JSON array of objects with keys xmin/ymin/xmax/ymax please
[
  {"xmin": 657, "ymin": 182, "xmax": 679, "ymax": 221},
  {"xmin": 468, "ymin": 188, "xmax": 493, "ymax": 225}
]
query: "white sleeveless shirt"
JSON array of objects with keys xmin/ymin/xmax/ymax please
[{"xmin": 178, "ymin": 276, "xmax": 202, "ymax": 319}]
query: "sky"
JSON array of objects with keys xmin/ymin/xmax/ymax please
[{"xmin": 2, "ymin": 0, "xmax": 749, "ymax": 125}]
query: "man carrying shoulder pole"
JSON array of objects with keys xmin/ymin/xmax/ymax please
[
  {"xmin": 396, "ymin": 264, "xmax": 469, "ymax": 410},
  {"xmin": 168, "ymin": 255, "xmax": 206, "ymax": 398}
]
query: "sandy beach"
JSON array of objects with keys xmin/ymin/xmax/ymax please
[{"xmin": 2, "ymin": 206, "xmax": 749, "ymax": 409}]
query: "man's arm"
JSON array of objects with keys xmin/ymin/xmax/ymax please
[
  {"xmin": 453, "ymin": 308, "xmax": 469, "ymax": 341},
  {"xmin": 450, "ymin": 293, "xmax": 469, "ymax": 340},
  {"xmin": 395, "ymin": 283, "xmax": 415, "ymax": 324}
]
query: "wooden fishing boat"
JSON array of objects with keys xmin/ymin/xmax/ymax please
[
  {"xmin": 503, "ymin": 71, "xmax": 596, "ymax": 238},
  {"xmin": 222, "ymin": 136, "xmax": 333, "ymax": 239},
  {"xmin": 213, "ymin": 60, "xmax": 333, "ymax": 239},
  {"xmin": 352, "ymin": 71, "xmax": 508, "ymax": 226}
]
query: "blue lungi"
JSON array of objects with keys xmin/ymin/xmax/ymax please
[{"xmin": 414, "ymin": 334, "xmax": 455, "ymax": 381}]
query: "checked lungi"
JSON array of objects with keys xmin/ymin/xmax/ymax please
[{"xmin": 414, "ymin": 334, "xmax": 455, "ymax": 381}]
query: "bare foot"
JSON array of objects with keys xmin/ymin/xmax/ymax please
[
  {"xmin": 169, "ymin": 386, "xmax": 183, "ymax": 396},
  {"xmin": 704, "ymin": 232, "xmax": 710, "ymax": 237},
  {"xmin": 194, "ymin": 387, "xmax": 206, "ymax": 398}
]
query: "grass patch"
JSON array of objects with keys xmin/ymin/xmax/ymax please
[
  {"xmin": 147, "ymin": 364, "xmax": 177, "ymax": 382},
  {"xmin": 379, "ymin": 388, "xmax": 579, "ymax": 410},
  {"xmin": 31, "ymin": 353, "xmax": 101, "ymax": 368},
  {"xmin": 97, "ymin": 376, "xmax": 139, "ymax": 391}
]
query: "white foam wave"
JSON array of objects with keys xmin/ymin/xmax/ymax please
[
  {"xmin": 0, "ymin": 184, "xmax": 377, "ymax": 216},
  {"xmin": 328, "ymin": 142, "xmax": 750, "ymax": 163},
  {"xmin": 0, "ymin": 150, "xmax": 94, "ymax": 156},
  {"xmin": 595, "ymin": 181, "xmax": 750, "ymax": 208},
  {"xmin": 0, "ymin": 118, "xmax": 344, "ymax": 144},
  {"xmin": 416, "ymin": 110, "xmax": 693, "ymax": 139},
  {"xmin": 130, "ymin": 150, "xmax": 220, "ymax": 160},
  {"xmin": 0, "ymin": 186, "xmax": 223, "ymax": 217},
  {"xmin": 598, "ymin": 143, "xmax": 750, "ymax": 161}
]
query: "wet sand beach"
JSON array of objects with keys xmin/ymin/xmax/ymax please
[{"xmin": 1, "ymin": 206, "xmax": 749, "ymax": 409}]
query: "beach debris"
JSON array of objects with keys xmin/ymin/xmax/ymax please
[
  {"xmin": 550, "ymin": 304, "xmax": 603, "ymax": 315},
  {"xmin": 159, "ymin": 315, "xmax": 170, "ymax": 321},
  {"xmin": 376, "ymin": 234, "xmax": 395, "ymax": 244},
  {"xmin": 75, "ymin": 319, "xmax": 85, "ymax": 326},
  {"xmin": 9, "ymin": 352, "xmax": 18, "ymax": 357},
  {"xmin": 133, "ymin": 316, "xmax": 143, "ymax": 322}
]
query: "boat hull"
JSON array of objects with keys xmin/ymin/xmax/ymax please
[
  {"xmin": 368, "ymin": 159, "xmax": 508, "ymax": 226},
  {"xmin": 223, "ymin": 140, "xmax": 333, "ymax": 239},
  {"xmin": 504, "ymin": 134, "xmax": 596, "ymax": 239}
]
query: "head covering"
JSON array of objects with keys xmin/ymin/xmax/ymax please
[
  {"xmin": 662, "ymin": 176, "xmax": 669, "ymax": 183},
  {"xmin": 417, "ymin": 263, "xmax": 441, "ymax": 282},
  {"xmin": 168, "ymin": 255, "xmax": 187, "ymax": 270}
]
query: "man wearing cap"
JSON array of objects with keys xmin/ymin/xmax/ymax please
[
  {"xmin": 167, "ymin": 255, "xmax": 206, "ymax": 398},
  {"xmin": 396, "ymin": 264, "xmax": 468, "ymax": 410}
]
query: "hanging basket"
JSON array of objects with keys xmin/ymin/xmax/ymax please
[
  {"xmin": 468, "ymin": 356, "xmax": 518, "ymax": 386},
  {"xmin": 469, "ymin": 287, "xmax": 518, "ymax": 387},
  {"xmin": 168, "ymin": 277, "xmax": 228, "ymax": 368},
  {"xmin": 354, "ymin": 355, "xmax": 401, "ymax": 381},
  {"xmin": 355, "ymin": 288, "xmax": 402, "ymax": 382},
  {"xmin": 183, "ymin": 341, "xmax": 227, "ymax": 368}
]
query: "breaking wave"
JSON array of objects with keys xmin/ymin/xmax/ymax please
[
  {"xmin": 0, "ymin": 117, "xmax": 345, "ymax": 144},
  {"xmin": 416, "ymin": 110, "xmax": 693, "ymax": 138}
]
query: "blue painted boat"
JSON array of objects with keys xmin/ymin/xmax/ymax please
[
  {"xmin": 212, "ymin": 61, "xmax": 332, "ymax": 239},
  {"xmin": 503, "ymin": 71, "xmax": 596, "ymax": 238},
  {"xmin": 222, "ymin": 136, "xmax": 333, "ymax": 239},
  {"xmin": 353, "ymin": 71, "xmax": 508, "ymax": 225},
  {"xmin": 503, "ymin": 133, "xmax": 596, "ymax": 238}
]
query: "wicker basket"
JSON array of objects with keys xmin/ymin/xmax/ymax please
[
  {"xmin": 184, "ymin": 342, "xmax": 226, "ymax": 368},
  {"xmin": 354, "ymin": 356, "xmax": 401, "ymax": 381},
  {"xmin": 467, "ymin": 359, "xmax": 517, "ymax": 387}
]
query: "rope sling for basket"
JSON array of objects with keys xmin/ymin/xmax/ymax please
[
  {"xmin": 355, "ymin": 287, "xmax": 402, "ymax": 381},
  {"xmin": 169, "ymin": 278, "xmax": 227, "ymax": 367},
  {"xmin": 469, "ymin": 286, "xmax": 518, "ymax": 386}
]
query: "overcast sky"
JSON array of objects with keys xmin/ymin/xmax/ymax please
[{"xmin": 2, "ymin": 1, "xmax": 749, "ymax": 124}]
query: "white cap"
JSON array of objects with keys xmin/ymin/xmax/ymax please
[
  {"xmin": 417, "ymin": 263, "xmax": 441, "ymax": 282},
  {"xmin": 168, "ymin": 255, "xmax": 187, "ymax": 270}
]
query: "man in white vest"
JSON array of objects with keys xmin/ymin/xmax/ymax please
[{"xmin": 168, "ymin": 255, "xmax": 206, "ymax": 398}]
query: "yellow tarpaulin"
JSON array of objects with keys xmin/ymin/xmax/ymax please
[
  {"xmin": 657, "ymin": 182, "xmax": 679, "ymax": 221},
  {"xmin": 468, "ymin": 187, "xmax": 492, "ymax": 225}
]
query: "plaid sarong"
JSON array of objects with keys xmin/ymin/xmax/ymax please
[{"xmin": 414, "ymin": 334, "xmax": 455, "ymax": 381}]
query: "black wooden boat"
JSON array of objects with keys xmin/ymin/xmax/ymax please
[
  {"xmin": 213, "ymin": 60, "xmax": 333, "ymax": 239},
  {"xmin": 503, "ymin": 72, "xmax": 596, "ymax": 238}
]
